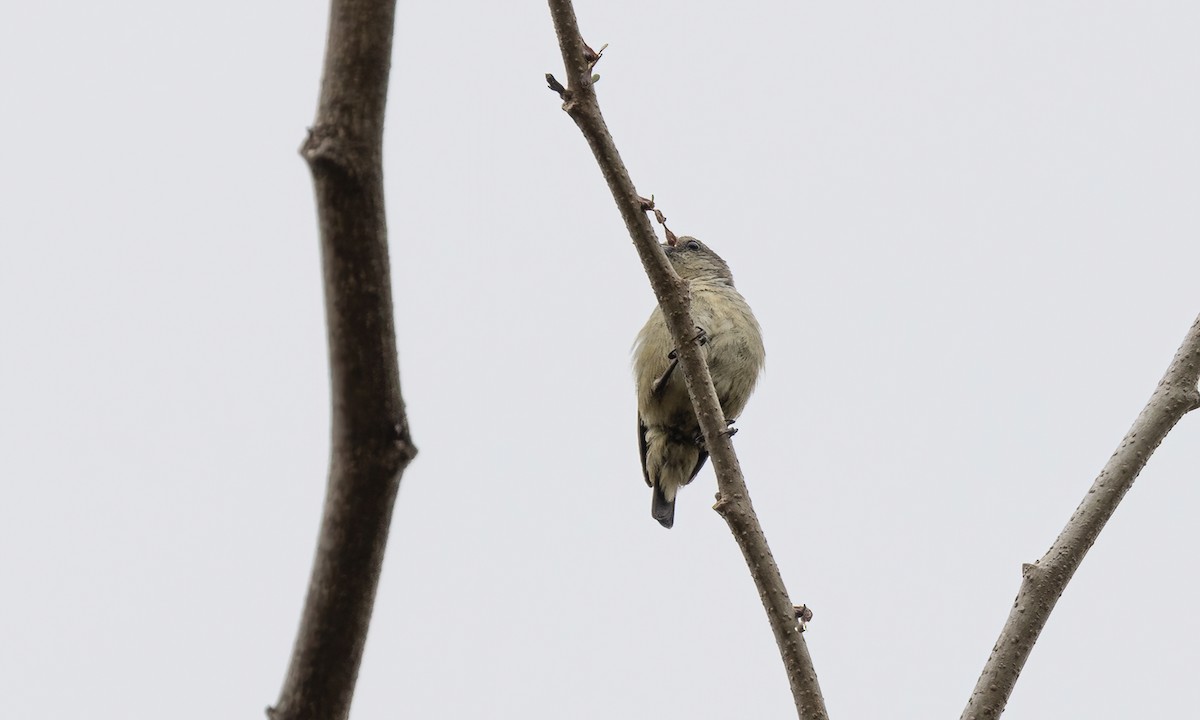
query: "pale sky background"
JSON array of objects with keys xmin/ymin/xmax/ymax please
[{"xmin": 3, "ymin": 2, "xmax": 1199, "ymax": 718}]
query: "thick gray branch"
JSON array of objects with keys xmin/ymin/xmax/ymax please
[
  {"xmin": 962, "ymin": 314, "xmax": 1200, "ymax": 719},
  {"xmin": 547, "ymin": 3, "xmax": 827, "ymax": 717},
  {"xmin": 268, "ymin": 1, "xmax": 416, "ymax": 719}
]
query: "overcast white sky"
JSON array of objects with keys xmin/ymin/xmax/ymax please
[{"xmin": 3, "ymin": 2, "xmax": 1199, "ymax": 718}]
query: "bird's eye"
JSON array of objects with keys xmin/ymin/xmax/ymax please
[{"xmin": 685, "ymin": 240, "xmax": 700, "ymax": 250}]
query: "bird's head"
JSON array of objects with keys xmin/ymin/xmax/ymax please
[{"xmin": 663, "ymin": 236, "xmax": 734, "ymax": 284}]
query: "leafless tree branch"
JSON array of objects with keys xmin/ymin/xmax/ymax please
[
  {"xmin": 962, "ymin": 314, "xmax": 1200, "ymax": 719},
  {"xmin": 546, "ymin": 3, "xmax": 827, "ymax": 717},
  {"xmin": 268, "ymin": 0, "xmax": 416, "ymax": 718}
]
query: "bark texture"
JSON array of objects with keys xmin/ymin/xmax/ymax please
[
  {"xmin": 962, "ymin": 314, "xmax": 1200, "ymax": 719},
  {"xmin": 269, "ymin": 1, "xmax": 415, "ymax": 719}
]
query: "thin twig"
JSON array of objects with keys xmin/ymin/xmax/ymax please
[
  {"xmin": 961, "ymin": 314, "xmax": 1200, "ymax": 719},
  {"xmin": 546, "ymin": 2, "xmax": 827, "ymax": 717},
  {"xmin": 268, "ymin": 0, "xmax": 416, "ymax": 718}
]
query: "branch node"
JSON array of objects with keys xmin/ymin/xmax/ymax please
[
  {"xmin": 794, "ymin": 604, "xmax": 814, "ymax": 631},
  {"xmin": 583, "ymin": 41, "xmax": 607, "ymax": 71},
  {"xmin": 1183, "ymin": 384, "xmax": 1200, "ymax": 413},
  {"xmin": 545, "ymin": 73, "xmax": 568, "ymax": 99},
  {"xmin": 638, "ymin": 196, "xmax": 679, "ymax": 245}
]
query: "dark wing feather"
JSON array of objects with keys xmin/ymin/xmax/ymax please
[{"xmin": 637, "ymin": 414, "xmax": 651, "ymax": 487}]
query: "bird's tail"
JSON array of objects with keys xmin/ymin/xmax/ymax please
[{"xmin": 651, "ymin": 484, "xmax": 675, "ymax": 529}]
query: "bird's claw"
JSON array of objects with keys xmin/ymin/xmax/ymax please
[
  {"xmin": 693, "ymin": 423, "xmax": 736, "ymax": 447},
  {"xmin": 666, "ymin": 327, "xmax": 707, "ymax": 361}
]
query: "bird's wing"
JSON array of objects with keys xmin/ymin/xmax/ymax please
[{"xmin": 637, "ymin": 414, "xmax": 651, "ymax": 487}]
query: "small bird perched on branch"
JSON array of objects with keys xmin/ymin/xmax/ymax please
[{"xmin": 633, "ymin": 236, "xmax": 765, "ymax": 529}]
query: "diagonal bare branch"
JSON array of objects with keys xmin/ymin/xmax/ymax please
[
  {"xmin": 546, "ymin": 3, "xmax": 828, "ymax": 718},
  {"xmin": 962, "ymin": 314, "xmax": 1200, "ymax": 719}
]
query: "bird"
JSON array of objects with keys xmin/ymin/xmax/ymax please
[{"xmin": 632, "ymin": 235, "xmax": 764, "ymax": 528}]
